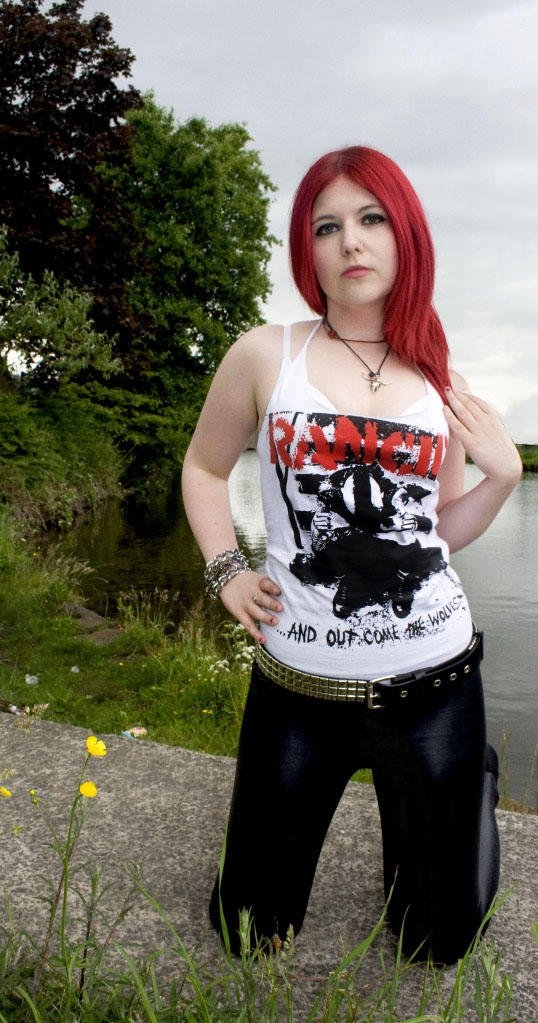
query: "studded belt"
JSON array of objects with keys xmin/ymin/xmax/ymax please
[{"xmin": 254, "ymin": 632, "xmax": 483, "ymax": 710}]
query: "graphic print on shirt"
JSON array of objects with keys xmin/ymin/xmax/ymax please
[{"xmin": 268, "ymin": 410, "xmax": 448, "ymax": 622}]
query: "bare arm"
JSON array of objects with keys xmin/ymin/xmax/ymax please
[
  {"xmin": 181, "ymin": 328, "xmax": 283, "ymax": 642},
  {"xmin": 437, "ymin": 375, "xmax": 522, "ymax": 552}
]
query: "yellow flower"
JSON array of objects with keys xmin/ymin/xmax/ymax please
[
  {"xmin": 1, "ymin": 786, "xmax": 12, "ymax": 798},
  {"xmin": 86, "ymin": 735, "xmax": 107, "ymax": 757},
  {"xmin": 79, "ymin": 781, "xmax": 98, "ymax": 798}
]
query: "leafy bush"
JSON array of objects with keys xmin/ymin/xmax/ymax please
[{"xmin": 0, "ymin": 386, "xmax": 122, "ymax": 526}]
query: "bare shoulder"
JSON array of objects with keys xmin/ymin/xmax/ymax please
[
  {"xmin": 227, "ymin": 320, "xmax": 319, "ymax": 418},
  {"xmin": 230, "ymin": 319, "xmax": 316, "ymax": 361},
  {"xmin": 227, "ymin": 322, "xmax": 284, "ymax": 365},
  {"xmin": 205, "ymin": 324, "xmax": 282, "ymax": 397}
]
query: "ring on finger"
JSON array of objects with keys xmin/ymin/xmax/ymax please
[{"xmin": 252, "ymin": 590, "xmax": 262, "ymax": 606}]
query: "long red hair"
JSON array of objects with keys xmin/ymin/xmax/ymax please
[{"xmin": 289, "ymin": 146, "xmax": 450, "ymax": 397}]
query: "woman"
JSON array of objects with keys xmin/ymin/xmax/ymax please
[{"xmin": 181, "ymin": 146, "xmax": 522, "ymax": 963}]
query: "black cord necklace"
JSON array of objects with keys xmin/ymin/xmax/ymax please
[{"xmin": 323, "ymin": 316, "xmax": 390, "ymax": 393}]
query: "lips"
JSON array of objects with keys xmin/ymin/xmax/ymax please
[{"xmin": 342, "ymin": 265, "xmax": 372, "ymax": 278}]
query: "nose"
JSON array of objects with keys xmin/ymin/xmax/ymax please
[{"xmin": 341, "ymin": 221, "xmax": 365, "ymax": 254}]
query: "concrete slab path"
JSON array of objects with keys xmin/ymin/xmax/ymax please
[{"xmin": 1, "ymin": 713, "xmax": 536, "ymax": 1021}]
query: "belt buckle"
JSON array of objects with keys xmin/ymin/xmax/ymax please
[
  {"xmin": 367, "ymin": 674, "xmax": 396, "ymax": 710},
  {"xmin": 366, "ymin": 680, "xmax": 382, "ymax": 710}
]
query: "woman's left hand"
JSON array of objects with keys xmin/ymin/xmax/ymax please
[{"xmin": 443, "ymin": 387, "xmax": 522, "ymax": 486}]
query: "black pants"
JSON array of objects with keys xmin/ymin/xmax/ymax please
[{"xmin": 209, "ymin": 658, "xmax": 500, "ymax": 963}]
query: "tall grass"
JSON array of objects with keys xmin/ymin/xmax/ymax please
[{"xmin": 0, "ymin": 883, "xmax": 518, "ymax": 1022}]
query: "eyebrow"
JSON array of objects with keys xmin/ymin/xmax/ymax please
[{"xmin": 311, "ymin": 203, "xmax": 382, "ymax": 225}]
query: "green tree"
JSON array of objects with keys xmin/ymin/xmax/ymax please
[
  {"xmin": 92, "ymin": 98, "xmax": 278, "ymax": 470},
  {"xmin": 0, "ymin": 0, "xmax": 142, "ymax": 336},
  {"xmin": 0, "ymin": 2, "xmax": 278, "ymax": 474},
  {"xmin": 121, "ymin": 99, "xmax": 277, "ymax": 386},
  {"xmin": 0, "ymin": 233, "xmax": 119, "ymax": 386},
  {"xmin": 0, "ymin": 236, "xmax": 123, "ymax": 524}
]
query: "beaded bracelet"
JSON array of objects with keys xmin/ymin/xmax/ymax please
[{"xmin": 204, "ymin": 548, "xmax": 250, "ymax": 599}]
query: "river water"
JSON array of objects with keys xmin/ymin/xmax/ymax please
[{"xmin": 57, "ymin": 454, "xmax": 537, "ymax": 805}]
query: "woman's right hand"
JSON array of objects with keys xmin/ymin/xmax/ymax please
[{"xmin": 219, "ymin": 570, "xmax": 283, "ymax": 644}]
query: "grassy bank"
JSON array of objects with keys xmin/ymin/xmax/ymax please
[
  {"xmin": 517, "ymin": 444, "xmax": 538, "ymax": 472},
  {"xmin": 0, "ymin": 512, "xmax": 535, "ymax": 811},
  {"xmin": 0, "ymin": 513, "xmax": 250, "ymax": 757}
]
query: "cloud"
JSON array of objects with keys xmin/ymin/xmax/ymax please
[
  {"xmin": 84, "ymin": 0, "xmax": 538, "ymax": 439},
  {"xmin": 504, "ymin": 393, "xmax": 538, "ymax": 443}
]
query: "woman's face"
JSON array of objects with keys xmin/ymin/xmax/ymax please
[{"xmin": 311, "ymin": 176, "xmax": 398, "ymax": 315}]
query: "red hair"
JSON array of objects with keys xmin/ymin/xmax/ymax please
[{"xmin": 289, "ymin": 146, "xmax": 450, "ymax": 397}]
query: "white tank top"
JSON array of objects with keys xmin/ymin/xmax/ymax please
[{"xmin": 257, "ymin": 321, "xmax": 473, "ymax": 677}]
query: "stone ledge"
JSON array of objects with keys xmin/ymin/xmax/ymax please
[
  {"xmin": 1, "ymin": 713, "xmax": 536, "ymax": 1020},
  {"xmin": 60, "ymin": 601, "xmax": 124, "ymax": 645}
]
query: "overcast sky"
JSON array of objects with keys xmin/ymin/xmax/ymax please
[{"xmin": 84, "ymin": 0, "xmax": 538, "ymax": 441}]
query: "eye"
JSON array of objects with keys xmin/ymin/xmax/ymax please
[
  {"xmin": 362, "ymin": 212, "xmax": 387, "ymax": 225},
  {"xmin": 314, "ymin": 221, "xmax": 339, "ymax": 237}
]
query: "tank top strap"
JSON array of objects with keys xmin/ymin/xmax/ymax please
[
  {"xmin": 265, "ymin": 320, "xmax": 324, "ymax": 417},
  {"xmin": 303, "ymin": 319, "xmax": 323, "ymax": 348},
  {"xmin": 282, "ymin": 319, "xmax": 322, "ymax": 363},
  {"xmin": 282, "ymin": 322, "xmax": 293, "ymax": 363}
]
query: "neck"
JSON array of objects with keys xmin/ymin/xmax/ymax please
[
  {"xmin": 323, "ymin": 305, "xmax": 385, "ymax": 344},
  {"xmin": 323, "ymin": 314, "xmax": 386, "ymax": 346}
]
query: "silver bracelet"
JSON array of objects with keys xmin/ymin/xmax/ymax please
[{"xmin": 204, "ymin": 548, "xmax": 250, "ymax": 599}]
